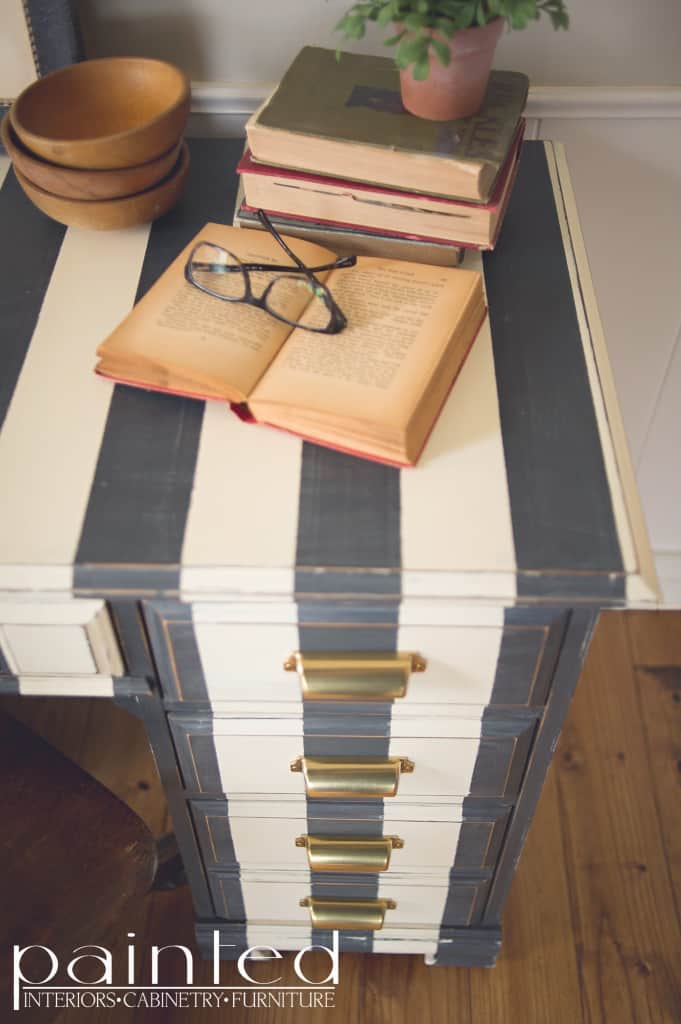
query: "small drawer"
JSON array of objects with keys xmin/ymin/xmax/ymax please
[
  {"xmin": 144, "ymin": 601, "xmax": 566, "ymax": 707},
  {"xmin": 191, "ymin": 796, "xmax": 510, "ymax": 873},
  {"xmin": 0, "ymin": 598, "xmax": 125, "ymax": 695},
  {"xmin": 170, "ymin": 711, "xmax": 535, "ymax": 801},
  {"xmin": 208, "ymin": 867, "xmax": 490, "ymax": 930}
]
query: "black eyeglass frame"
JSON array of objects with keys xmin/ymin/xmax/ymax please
[{"xmin": 184, "ymin": 209, "xmax": 356, "ymax": 334}]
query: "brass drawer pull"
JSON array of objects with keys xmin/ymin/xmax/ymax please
[
  {"xmin": 283, "ymin": 651, "xmax": 426, "ymax": 701},
  {"xmin": 290, "ymin": 755, "xmax": 414, "ymax": 798},
  {"xmin": 295, "ymin": 834, "xmax": 404, "ymax": 873},
  {"xmin": 299, "ymin": 896, "xmax": 396, "ymax": 931}
]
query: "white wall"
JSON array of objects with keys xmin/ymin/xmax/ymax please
[{"xmin": 77, "ymin": 0, "xmax": 681, "ymax": 88}]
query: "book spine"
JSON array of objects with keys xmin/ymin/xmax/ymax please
[
  {"xmin": 233, "ymin": 209, "xmax": 464, "ymax": 267},
  {"xmin": 239, "ymin": 180, "xmax": 490, "ymax": 247}
]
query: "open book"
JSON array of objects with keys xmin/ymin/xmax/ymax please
[{"xmin": 95, "ymin": 224, "xmax": 486, "ymax": 466}]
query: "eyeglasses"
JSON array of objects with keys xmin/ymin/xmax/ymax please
[{"xmin": 184, "ymin": 209, "xmax": 356, "ymax": 334}]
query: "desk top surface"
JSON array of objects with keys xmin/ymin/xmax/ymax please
[{"xmin": 0, "ymin": 138, "xmax": 657, "ymax": 606}]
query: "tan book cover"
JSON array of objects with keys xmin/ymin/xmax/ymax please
[
  {"xmin": 95, "ymin": 224, "xmax": 486, "ymax": 466},
  {"xmin": 246, "ymin": 46, "xmax": 528, "ymax": 202},
  {"xmin": 239, "ymin": 120, "xmax": 523, "ymax": 248}
]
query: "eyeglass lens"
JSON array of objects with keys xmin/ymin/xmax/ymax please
[
  {"xmin": 189, "ymin": 244, "xmax": 334, "ymax": 330},
  {"xmin": 264, "ymin": 276, "xmax": 333, "ymax": 330},
  {"xmin": 190, "ymin": 244, "xmax": 247, "ymax": 300}
]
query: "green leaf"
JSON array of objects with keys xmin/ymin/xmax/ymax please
[
  {"xmin": 436, "ymin": 17, "xmax": 457, "ymax": 38},
  {"xmin": 376, "ymin": 4, "xmax": 396, "ymax": 27},
  {"xmin": 412, "ymin": 57, "xmax": 430, "ymax": 80},
  {"xmin": 431, "ymin": 37, "xmax": 451, "ymax": 67},
  {"xmin": 396, "ymin": 34, "xmax": 429, "ymax": 65},
  {"xmin": 384, "ymin": 29, "xmax": 407, "ymax": 46},
  {"xmin": 404, "ymin": 12, "xmax": 427, "ymax": 29}
]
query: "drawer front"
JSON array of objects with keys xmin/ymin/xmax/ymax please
[
  {"xmin": 0, "ymin": 598, "xmax": 125, "ymax": 695},
  {"xmin": 145, "ymin": 602, "xmax": 566, "ymax": 708},
  {"xmin": 208, "ymin": 868, "xmax": 490, "ymax": 930},
  {"xmin": 191, "ymin": 797, "xmax": 510, "ymax": 873},
  {"xmin": 170, "ymin": 713, "xmax": 535, "ymax": 801}
]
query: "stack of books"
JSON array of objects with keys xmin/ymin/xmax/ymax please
[{"xmin": 236, "ymin": 46, "xmax": 528, "ymax": 267}]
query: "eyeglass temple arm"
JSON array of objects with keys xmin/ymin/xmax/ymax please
[
  {"xmin": 241, "ymin": 255, "xmax": 355, "ymax": 273},
  {"xmin": 189, "ymin": 257, "xmax": 356, "ymax": 275}
]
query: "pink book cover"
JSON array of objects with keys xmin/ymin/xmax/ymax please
[
  {"xmin": 237, "ymin": 119, "xmax": 525, "ymax": 211},
  {"xmin": 238, "ymin": 121, "xmax": 525, "ymax": 251},
  {"xmin": 95, "ymin": 309, "xmax": 488, "ymax": 468}
]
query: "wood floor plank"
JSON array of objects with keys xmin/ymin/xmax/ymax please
[
  {"xmin": 631, "ymin": 661, "xmax": 681, "ymax": 935},
  {"xmin": 469, "ymin": 766, "xmax": 585, "ymax": 1024},
  {"xmin": 363, "ymin": 945, "xmax": 471, "ymax": 1024},
  {"xmin": 554, "ymin": 612, "xmax": 681, "ymax": 1024},
  {"xmin": 626, "ymin": 611, "xmax": 681, "ymax": 667}
]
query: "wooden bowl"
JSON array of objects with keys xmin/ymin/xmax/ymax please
[
  {"xmin": 13, "ymin": 142, "xmax": 190, "ymax": 229},
  {"xmin": 1, "ymin": 113, "xmax": 182, "ymax": 200},
  {"xmin": 10, "ymin": 57, "xmax": 190, "ymax": 170}
]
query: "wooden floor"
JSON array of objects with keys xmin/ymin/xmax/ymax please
[{"xmin": 4, "ymin": 611, "xmax": 680, "ymax": 1023}]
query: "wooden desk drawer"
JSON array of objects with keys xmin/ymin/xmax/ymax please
[
  {"xmin": 0, "ymin": 598, "xmax": 125, "ymax": 695},
  {"xmin": 191, "ymin": 797, "xmax": 510, "ymax": 873},
  {"xmin": 146, "ymin": 601, "xmax": 566, "ymax": 708},
  {"xmin": 208, "ymin": 867, "xmax": 490, "ymax": 930},
  {"xmin": 170, "ymin": 712, "xmax": 535, "ymax": 801}
]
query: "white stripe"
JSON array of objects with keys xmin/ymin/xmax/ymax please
[
  {"xmin": 374, "ymin": 936, "xmax": 438, "ymax": 954},
  {"xmin": 399, "ymin": 603, "xmax": 504, "ymax": 627},
  {"xmin": 400, "ymin": 251, "xmax": 517, "ymax": 600},
  {"xmin": 395, "ymin": 622, "xmax": 502, "ymax": 710},
  {"xmin": 0, "ymin": 565, "xmax": 72, "ymax": 592},
  {"xmin": 0, "ymin": 154, "xmax": 11, "ymax": 188},
  {"xmin": 227, "ymin": 808, "xmax": 309, "ymax": 870},
  {"xmin": 389, "ymin": 736, "xmax": 482, "ymax": 798},
  {"xmin": 1, "ymin": 0, "xmax": 37, "ymax": 97},
  {"xmin": 194, "ymin": 620, "xmax": 299, "ymax": 703},
  {"xmin": 18, "ymin": 675, "xmax": 115, "ymax": 697},
  {"xmin": 377, "ymin": 877, "xmax": 450, "ymax": 928},
  {"xmin": 191, "ymin": 602, "xmax": 298, "ymax": 624},
  {"xmin": 213, "ymin": 733, "xmax": 303, "ymax": 795},
  {"xmin": 0, "ymin": 224, "xmax": 151, "ymax": 583},
  {"xmin": 180, "ymin": 403, "xmax": 300, "ymax": 597},
  {"xmin": 245, "ymin": 925, "xmax": 312, "ymax": 950},
  {"xmin": 0, "ymin": 597, "xmax": 104, "ymax": 624},
  {"xmin": 205, "ymin": 797, "xmax": 465, "ymax": 820},
  {"xmin": 2, "ymin": 623, "xmax": 95, "ymax": 674},
  {"xmin": 547, "ymin": 142, "xmax": 659, "ymax": 604}
]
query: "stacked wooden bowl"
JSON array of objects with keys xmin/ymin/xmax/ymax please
[{"xmin": 3, "ymin": 57, "xmax": 191, "ymax": 229}]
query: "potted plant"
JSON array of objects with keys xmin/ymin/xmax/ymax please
[{"xmin": 335, "ymin": 0, "xmax": 569, "ymax": 120}]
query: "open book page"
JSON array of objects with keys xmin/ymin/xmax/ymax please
[
  {"xmin": 95, "ymin": 224, "xmax": 336, "ymax": 402},
  {"xmin": 250, "ymin": 257, "xmax": 483, "ymax": 451}
]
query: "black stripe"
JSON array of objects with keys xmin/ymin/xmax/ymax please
[
  {"xmin": 297, "ymin": 628, "xmax": 398, "ymax": 957},
  {"xmin": 0, "ymin": 676, "xmax": 20, "ymax": 696},
  {"xmin": 0, "ymin": 635, "xmax": 11, "ymax": 674},
  {"xmin": 22, "ymin": 0, "xmax": 83, "ymax": 77},
  {"xmin": 295, "ymin": 446, "xmax": 401, "ymax": 594},
  {"xmin": 74, "ymin": 138, "xmax": 244, "ymax": 592},
  {"xmin": 0, "ymin": 170, "xmax": 66, "ymax": 432},
  {"xmin": 142, "ymin": 602, "xmax": 209, "ymax": 701},
  {"xmin": 483, "ymin": 142, "xmax": 624, "ymax": 599},
  {"xmin": 296, "ymin": 447, "xmax": 402, "ymax": 951}
]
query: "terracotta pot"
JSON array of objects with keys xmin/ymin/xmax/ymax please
[{"xmin": 399, "ymin": 17, "xmax": 504, "ymax": 121}]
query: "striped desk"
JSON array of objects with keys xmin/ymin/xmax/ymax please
[{"xmin": 0, "ymin": 137, "xmax": 658, "ymax": 965}]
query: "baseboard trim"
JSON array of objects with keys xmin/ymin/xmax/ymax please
[{"xmin": 190, "ymin": 81, "xmax": 681, "ymax": 120}]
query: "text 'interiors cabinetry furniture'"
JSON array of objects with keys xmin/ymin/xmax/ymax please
[{"xmin": 0, "ymin": 137, "xmax": 658, "ymax": 965}]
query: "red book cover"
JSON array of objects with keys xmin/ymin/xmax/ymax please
[
  {"xmin": 238, "ymin": 120, "xmax": 525, "ymax": 210},
  {"xmin": 96, "ymin": 309, "xmax": 487, "ymax": 469},
  {"xmin": 238, "ymin": 120, "xmax": 525, "ymax": 251}
]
